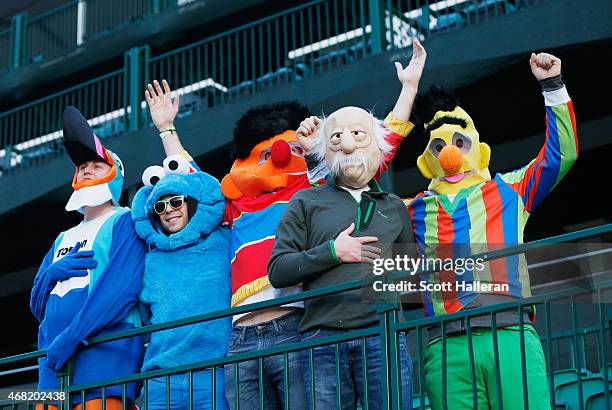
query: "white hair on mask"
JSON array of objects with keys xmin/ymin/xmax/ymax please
[
  {"xmin": 311, "ymin": 111, "xmax": 392, "ymax": 167},
  {"xmin": 330, "ymin": 150, "xmax": 369, "ymax": 177}
]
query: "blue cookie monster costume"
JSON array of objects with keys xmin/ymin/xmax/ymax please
[{"xmin": 132, "ymin": 165, "xmax": 232, "ymax": 410}]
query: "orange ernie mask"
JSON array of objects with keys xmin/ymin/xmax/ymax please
[{"xmin": 221, "ymin": 130, "xmax": 307, "ymax": 199}]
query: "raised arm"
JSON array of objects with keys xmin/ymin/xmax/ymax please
[
  {"xmin": 379, "ymin": 39, "xmax": 427, "ymax": 173},
  {"xmin": 499, "ymin": 53, "xmax": 578, "ymax": 213},
  {"xmin": 146, "ymin": 79, "xmax": 203, "ymax": 171},
  {"xmin": 390, "ymin": 38, "xmax": 426, "ymax": 121},
  {"xmin": 298, "ymin": 40, "xmax": 426, "ymax": 182}
]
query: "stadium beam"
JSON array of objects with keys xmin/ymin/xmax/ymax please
[{"xmin": 10, "ymin": 12, "xmax": 27, "ymax": 69}]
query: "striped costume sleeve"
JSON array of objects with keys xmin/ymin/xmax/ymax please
[
  {"xmin": 499, "ymin": 86, "xmax": 578, "ymax": 213},
  {"xmin": 180, "ymin": 150, "xmax": 202, "ymax": 172},
  {"xmin": 377, "ymin": 113, "xmax": 414, "ymax": 178}
]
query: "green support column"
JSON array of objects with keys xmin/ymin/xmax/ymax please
[
  {"xmin": 418, "ymin": 5, "xmax": 431, "ymax": 37},
  {"xmin": 3, "ymin": 145, "xmax": 12, "ymax": 170},
  {"xmin": 368, "ymin": 0, "xmax": 386, "ymax": 55},
  {"xmin": 152, "ymin": 0, "xmax": 173, "ymax": 14},
  {"xmin": 378, "ymin": 272, "xmax": 404, "ymax": 410},
  {"xmin": 124, "ymin": 45, "xmax": 150, "ymax": 132},
  {"xmin": 152, "ymin": 0, "xmax": 162, "ymax": 14},
  {"xmin": 10, "ymin": 12, "xmax": 28, "ymax": 69}
]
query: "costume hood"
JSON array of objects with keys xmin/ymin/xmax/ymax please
[{"xmin": 132, "ymin": 168, "xmax": 225, "ymax": 251}]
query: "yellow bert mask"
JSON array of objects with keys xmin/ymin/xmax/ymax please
[{"xmin": 416, "ymin": 106, "xmax": 491, "ymax": 195}]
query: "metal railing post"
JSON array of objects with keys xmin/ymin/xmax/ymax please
[
  {"xmin": 10, "ymin": 12, "xmax": 28, "ymax": 69},
  {"xmin": 368, "ymin": 0, "xmax": 385, "ymax": 55},
  {"xmin": 57, "ymin": 358, "xmax": 74, "ymax": 410},
  {"xmin": 152, "ymin": 0, "xmax": 162, "ymax": 14},
  {"xmin": 77, "ymin": 1, "xmax": 88, "ymax": 46},
  {"xmin": 378, "ymin": 272, "xmax": 403, "ymax": 410},
  {"xmin": 124, "ymin": 45, "xmax": 149, "ymax": 132},
  {"xmin": 3, "ymin": 145, "xmax": 12, "ymax": 170}
]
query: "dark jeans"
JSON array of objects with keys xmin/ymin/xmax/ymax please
[
  {"xmin": 143, "ymin": 369, "xmax": 228, "ymax": 410},
  {"xmin": 302, "ymin": 328, "xmax": 413, "ymax": 410},
  {"xmin": 224, "ymin": 310, "xmax": 307, "ymax": 410}
]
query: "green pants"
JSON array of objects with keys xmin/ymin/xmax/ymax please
[{"xmin": 424, "ymin": 325, "xmax": 551, "ymax": 410}]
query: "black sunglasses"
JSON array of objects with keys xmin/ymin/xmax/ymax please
[{"xmin": 153, "ymin": 195, "xmax": 185, "ymax": 215}]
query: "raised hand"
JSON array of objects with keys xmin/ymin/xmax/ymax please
[
  {"xmin": 529, "ymin": 52, "xmax": 561, "ymax": 81},
  {"xmin": 333, "ymin": 223, "xmax": 381, "ymax": 264},
  {"xmin": 394, "ymin": 38, "xmax": 427, "ymax": 90},
  {"xmin": 296, "ymin": 116, "xmax": 322, "ymax": 154},
  {"xmin": 46, "ymin": 242, "xmax": 97, "ymax": 283},
  {"xmin": 145, "ymin": 79, "xmax": 180, "ymax": 131}
]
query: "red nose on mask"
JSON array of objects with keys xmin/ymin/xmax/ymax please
[{"xmin": 271, "ymin": 139, "xmax": 291, "ymax": 168}]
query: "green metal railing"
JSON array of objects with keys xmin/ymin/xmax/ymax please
[
  {"xmin": 541, "ymin": 325, "xmax": 611, "ymax": 373},
  {"xmin": 147, "ymin": 0, "xmax": 374, "ymax": 109},
  {"xmin": 0, "ymin": 223, "xmax": 610, "ymax": 410},
  {"xmin": 0, "ymin": 29, "xmax": 11, "ymax": 73},
  {"xmin": 0, "ymin": 69, "xmax": 124, "ymax": 172},
  {"xmin": 0, "ymin": 0, "xmax": 542, "ymax": 175},
  {"xmin": 84, "ymin": 0, "xmax": 152, "ymax": 42},
  {"xmin": 26, "ymin": 2, "xmax": 79, "ymax": 65},
  {"xmin": 1, "ymin": 0, "xmax": 204, "ymax": 73}
]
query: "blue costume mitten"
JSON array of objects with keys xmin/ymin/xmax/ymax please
[
  {"xmin": 45, "ymin": 330, "xmax": 77, "ymax": 372},
  {"xmin": 46, "ymin": 242, "xmax": 97, "ymax": 282}
]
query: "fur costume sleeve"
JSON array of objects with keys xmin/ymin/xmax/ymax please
[
  {"xmin": 45, "ymin": 212, "xmax": 146, "ymax": 371},
  {"xmin": 30, "ymin": 245, "xmax": 57, "ymax": 323},
  {"xmin": 499, "ymin": 86, "xmax": 578, "ymax": 213}
]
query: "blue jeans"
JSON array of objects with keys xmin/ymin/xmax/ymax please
[
  {"xmin": 302, "ymin": 328, "xmax": 413, "ymax": 410},
  {"xmin": 142, "ymin": 369, "xmax": 228, "ymax": 410},
  {"xmin": 224, "ymin": 310, "xmax": 307, "ymax": 410}
]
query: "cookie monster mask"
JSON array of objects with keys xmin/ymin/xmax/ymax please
[
  {"xmin": 133, "ymin": 155, "xmax": 224, "ymax": 250},
  {"xmin": 415, "ymin": 87, "xmax": 492, "ymax": 195},
  {"xmin": 63, "ymin": 106, "xmax": 125, "ymax": 213}
]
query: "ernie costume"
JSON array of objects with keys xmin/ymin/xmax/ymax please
[
  {"xmin": 30, "ymin": 107, "xmax": 145, "ymax": 409},
  {"xmin": 216, "ymin": 102, "xmax": 311, "ymax": 410}
]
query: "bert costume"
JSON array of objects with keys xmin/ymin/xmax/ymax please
[{"xmin": 408, "ymin": 55, "xmax": 577, "ymax": 410}]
